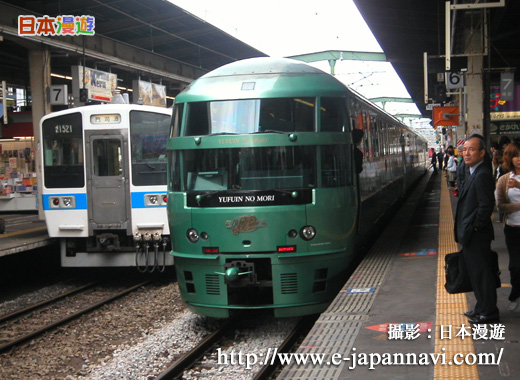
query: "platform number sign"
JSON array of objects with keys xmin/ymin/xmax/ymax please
[
  {"xmin": 501, "ymin": 72, "xmax": 514, "ymax": 101},
  {"xmin": 49, "ymin": 84, "xmax": 68, "ymax": 105},
  {"xmin": 446, "ymin": 72, "xmax": 464, "ymax": 90}
]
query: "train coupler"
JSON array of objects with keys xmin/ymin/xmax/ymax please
[{"xmin": 134, "ymin": 232, "xmax": 168, "ymax": 273}]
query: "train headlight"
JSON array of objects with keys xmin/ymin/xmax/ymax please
[
  {"xmin": 187, "ymin": 228, "xmax": 200, "ymax": 243},
  {"xmin": 300, "ymin": 225, "xmax": 317, "ymax": 241},
  {"xmin": 62, "ymin": 197, "xmax": 72, "ymax": 207},
  {"xmin": 145, "ymin": 193, "xmax": 165, "ymax": 207}
]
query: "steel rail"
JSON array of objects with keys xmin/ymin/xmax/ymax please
[
  {"xmin": 0, "ymin": 279, "xmax": 152, "ymax": 353},
  {"xmin": 155, "ymin": 316, "xmax": 240, "ymax": 380},
  {"xmin": 252, "ymin": 314, "xmax": 319, "ymax": 380},
  {"xmin": 0, "ymin": 281, "xmax": 99, "ymax": 324}
]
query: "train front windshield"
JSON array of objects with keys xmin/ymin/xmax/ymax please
[
  {"xmin": 184, "ymin": 98, "xmax": 315, "ymax": 135},
  {"xmin": 170, "ymin": 96, "xmax": 352, "ymax": 194},
  {"xmin": 182, "ymin": 146, "xmax": 316, "ymax": 191},
  {"xmin": 130, "ymin": 111, "xmax": 170, "ymax": 186},
  {"xmin": 171, "ymin": 144, "xmax": 350, "ymax": 193},
  {"xmin": 42, "ymin": 112, "xmax": 85, "ymax": 188}
]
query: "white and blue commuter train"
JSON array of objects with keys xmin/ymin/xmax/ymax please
[{"xmin": 40, "ymin": 104, "xmax": 173, "ymax": 270}]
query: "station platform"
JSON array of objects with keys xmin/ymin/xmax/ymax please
[
  {"xmin": 0, "ymin": 213, "xmax": 53, "ymax": 258},
  {"xmin": 278, "ymin": 171, "xmax": 519, "ymax": 380}
]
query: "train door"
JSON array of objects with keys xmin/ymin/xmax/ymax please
[{"xmin": 86, "ymin": 130, "xmax": 131, "ymax": 232}]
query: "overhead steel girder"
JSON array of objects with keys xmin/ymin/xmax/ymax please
[
  {"xmin": 370, "ymin": 97, "xmax": 414, "ymax": 104},
  {"xmin": 288, "ymin": 50, "xmax": 387, "ymax": 76},
  {"xmin": 0, "ymin": 21, "xmax": 205, "ymax": 85},
  {"xmin": 288, "ymin": 50, "xmax": 387, "ymax": 63}
]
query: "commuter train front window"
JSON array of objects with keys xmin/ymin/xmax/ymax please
[
  {"xmin": 180, "ymin": 146, "xmax": 317, "ymax": 191},
  {"xmin": 184, "ymin": 98, "xmax": 315, "ymax": 136},
  {"xmin": 92, "ymin": 139, "xmax": 122, "ymax": 177},
  {"xmin": 130, "ymin": 111, "xmax": 170, "ymax": 186},
  {"xmin": 42, "ymin": 112, "xmax": 84, "ymax": 188}
]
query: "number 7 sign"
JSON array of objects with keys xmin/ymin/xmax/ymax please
[
  {"xmin": 49, "ymin": 84, "xmax": 68, "ymax": 105},
  {"xmin": 501, "ymin": 72, "xmax": 514, "ymax": 101}
]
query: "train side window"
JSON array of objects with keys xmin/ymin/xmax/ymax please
[
  {"xmin": 185, "ymin": 102, "xmax": 209, "ymax": 136},
  {"xmin": 320, "ymin": 97, "xmax": 347, "ymax": 132},
  {"xmin": 171, "ymin": 103, "xmax": 184, "ymax": 137},
  {"xmin": 168, "ymin": 151, "xmax": 181, "ymax": 191}
]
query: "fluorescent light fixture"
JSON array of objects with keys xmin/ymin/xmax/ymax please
[{"xmin": 50, "ymin": 73, "xmax": 73, "ymax": 80}]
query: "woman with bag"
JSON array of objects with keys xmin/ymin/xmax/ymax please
[
  {"xmin": 496, "ymin": 140, "xmax": 520, "ymax": 311},
  {"xmin": 446, "ymin": 150, "xmax": 457, "ymax": 188}
]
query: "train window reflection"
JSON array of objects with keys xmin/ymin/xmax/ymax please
[
  {"xmin": 180, "ymin": 146, "xmax": 316, "ymax": 191},
  {"xmin": 321, "ymin": 145, "xmax": 349, "ymax": 187},
  {"xmin": 320, "ymin": 97, "xmax": 347, "ymax": 132},
  {"xmin": 184, "ymin": 98, "xmax": 315, "ymax": 136}
]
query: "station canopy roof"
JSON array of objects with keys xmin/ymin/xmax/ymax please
[
  {"xmin": 353, "ymin": 0, "xmax": 520, "ymax": 116},
  {"xmin": 0, "ymin": 0, "xmax": 267, "ymax": 96}
]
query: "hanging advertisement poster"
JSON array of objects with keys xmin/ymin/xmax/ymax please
[
  {"xmin": 71, "ymin": 66, "xmax": 117, "ymax": 102},
  {"xmin": 132, "ymin": 80, "xmax": 167, "ymax": 107}
]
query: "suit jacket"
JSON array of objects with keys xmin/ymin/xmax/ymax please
[{"xmin": 454, "ymin": 162, "xmax": 495, "ymax": 245}]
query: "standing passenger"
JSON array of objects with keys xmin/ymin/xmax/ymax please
[
  {"xmin": 455, "ymin": 134, "xmax": 499, "ymax": 324},
  {"xmin": 491, "ymin": 142, "xmax": 501, "ymax": 179},
  {"xmin": 495, "ymin": 141, "xmax": 520, "ymax": 311},
  {"xmin": 430, "ymin": 148, "xmax": 438, "ymax": 174},
  {"xmin": 446, "ymin": 150, "xmax": 457, "ymax": 188},
  {"xmin": 497, "ymin": 136, "xmax": 512, "ymax": 179},
  {"xmin": 437, "ymin": 149, "xmax": 444, "ymax": 171},
  {"xmin": 352, "ymin": 129, "xmax": 364, "ymax": 175}
]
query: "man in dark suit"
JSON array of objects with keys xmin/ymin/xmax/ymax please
[
  {"xmin": 437, "ymin": 150, "xmax": 444, "ymax": 171},
  {"xmin": 454, "ymin": 134, "xmax": 499, "ymax": 324}
]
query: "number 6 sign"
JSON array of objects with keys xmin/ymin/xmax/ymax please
[{"xmin": 446, "ymin": 72, "xmax": 464, "ymax": 89}]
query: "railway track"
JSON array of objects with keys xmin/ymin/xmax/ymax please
[
  {"xmin": 0, "ymin": 279, "xmax": 153, "ymax": 353},
  {"xmin": 0, "ymin": 280, "xmax": 99, "ymax": 324},
  {"xmin": 155, "ymin": 313, "xmax": 317, "ymax": 380}
]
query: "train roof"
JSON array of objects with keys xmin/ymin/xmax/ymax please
[
  {"xmin": 174, "ymin": 57, "xmax": 427, "ymax": 144},
  {"xmin": 174, "ymin": 57, "xmax": 349, "ymax": 102},
  {"xmin": 40, "ymin": 104, "xmax": 172, "ymax": 122}
]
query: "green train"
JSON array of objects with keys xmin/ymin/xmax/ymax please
[{"xmin": 167, "ymin": 57, "xmax": 428, "ymax": 317}]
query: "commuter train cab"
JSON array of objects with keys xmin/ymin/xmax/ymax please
[{"xmin": 40, "ymin": 104, "xmax": 173, "ymax": 270}]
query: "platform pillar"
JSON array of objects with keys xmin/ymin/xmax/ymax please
[
  {"xmin": 29, "ymin": 47, "xmax": 51, "ymax": 219},
  {"xmin": 463, "ymin": 17, "xmax": 484, "ymax": 138}
]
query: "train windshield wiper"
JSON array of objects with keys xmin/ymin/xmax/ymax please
[
  {"xmin": 252, "ymin": 129, "xmax": 286, "ymax": 134},
  {"xmin": 194, "ymin": 191, "xmax": 221, "ymax": 201},
  {"xmin": 209, "ymin": 132, "xmax": 239, "ymax": 136}
]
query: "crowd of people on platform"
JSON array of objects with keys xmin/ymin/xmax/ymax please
[{"xmin": 430, "ymin": 134, "xmax": 519, "ymax": 324}]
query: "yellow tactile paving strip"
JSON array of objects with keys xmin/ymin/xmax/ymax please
[
  {"xmin": 434, "ymin": 183, "xmax": 479, "ymax": 379},
  {"xmin": 0, "ymin": 226, "xmax": 47, "ymax": 239}
]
